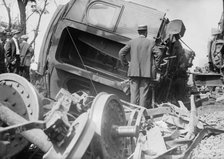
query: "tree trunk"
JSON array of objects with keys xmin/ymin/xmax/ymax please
[{"xmin": 17, "ymin": 0, "xmax": 28, "ymax": 34}]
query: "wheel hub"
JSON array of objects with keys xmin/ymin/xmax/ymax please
[{"xmin": 0, "ymin": 73, "xmax": 42, "ymax": 158}]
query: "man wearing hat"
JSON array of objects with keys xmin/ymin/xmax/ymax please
[
  {"xmin": 119, "ymin": 25, "xmax": 162, "ymax": 108},
  {"xmin": 0, "ymin": 28, "xmax": 7, "ymax": 74},
  {"xmin": 19, "ymin": 34, "xmax": 34, "ymax": 80},
  {"xmin": 5, "ymin": 29, "xmax": 21, "ymax": 74}
]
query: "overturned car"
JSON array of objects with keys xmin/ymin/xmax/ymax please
[{"xmin": 36, "ymin": 0, "xmax": 195, "ymax": 105}]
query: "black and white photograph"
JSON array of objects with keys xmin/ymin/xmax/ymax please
[{"xmin": 0, "ymin": 0, "xmax": 224, "ymax": 158}]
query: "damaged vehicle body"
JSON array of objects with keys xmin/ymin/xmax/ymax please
[
  {"xmin": 192, "ymin": 0, "xmax": 224, "ymax": 97},
  {"xmin": 37, "ymin": 0, "xmax": 194, "ymax": 104}
]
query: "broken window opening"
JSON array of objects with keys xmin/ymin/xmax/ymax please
[
  {"xmin": 55, "ymin": 27, "xmax": 128, "ymax": 80},
  {"xmin": 86, "ymin": 2, "xmax": 122, "ymax": 31}
]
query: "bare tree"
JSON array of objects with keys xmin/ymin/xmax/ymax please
[
  {"xmin": 17, "ymin": 0, "xmax": 36, "ymax": 34},
  {"xmin": 29, "ymin": 0, "xmax": 49, "ymax": 48},
  {"xmin": 1, "ymin": 0, "xmax": 49, "ymax": 47},
  {"xmin": 1, "ymin": 0, "xmax": 12, "ymax": 30},
  {"xmin": 16, "ymin": 0, "xmax": 49, "ymax": 49}
]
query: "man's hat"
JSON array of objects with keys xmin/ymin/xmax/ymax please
[
  {"xmin": 11, "ymin": 29, "xmax": 20, "ymax": 35},
  {"xmin": 21, "ymin": 35, "xmax": 29, "ymax": 40},
  {"xmin": 0, "ymin": 28, "xmax": 6, "ymax": 35},
  {"xmin": 137, "ymin": 25, "xmax": 147, "ymax": 31}
]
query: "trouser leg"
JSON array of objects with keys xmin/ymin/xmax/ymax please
[
  {"xmin": 139, "ymin": 78, "xmax": 150, "ymax": 108},
  {"xmin": 24, "ymin": 66, "xmax": 30, "ymax": 81},
  {"xmin": 15, "ymin": 56, "xmax": 20, "ymax": 74},
  {"xmin": 20, "ymin": 66, "xmax": 24, "ymax": 76},
  {"xmin": 9, "ymin": 64, "xmax": 16, "ymax": 73},
  {"xmin": 130, "ymin": 77, "xmax": 140, "ymax": 105}
]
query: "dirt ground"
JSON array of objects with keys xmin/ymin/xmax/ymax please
[{"xmin": 191, "ymin": 100, "xmax": 224, "ymax": 159}]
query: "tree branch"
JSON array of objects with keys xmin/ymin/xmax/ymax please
[
  {"xmin": 26, "ymin": 11, "xmax": 35, "ymax": 21},
  {"xmin": 30, "ymin": 0, "xmax": 48, "ymax": 46},
  {"xmin": 2, "ymin": 0, "xmax": 12, "ymax": 30}
]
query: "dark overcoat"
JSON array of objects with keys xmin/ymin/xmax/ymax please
[
  {"xmin": 5, "ymin": 39, "xmax": 17, "ymax": 64},
  {"xmin": 20, "ymin": 41, "xmax": 33, "ymax": 67},
  {"xmin": 5, "ymin": 38, "xmax": 21, "ymax": 73},
  {"xmin": 0, "ymin": 42, "xmax": 6, "ymax": 73}
]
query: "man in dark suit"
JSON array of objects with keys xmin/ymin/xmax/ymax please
[
  {"xmin": 0, "ymin": 28, "xmax": 7, "ymax": 74},
  {"xmin": 19, "ymin": 35, "xmax": 34, "ymax": 81},
  {"xmin": 119, "ymin": 25, "xmax": 162, "ymax": 108},
  {"xmin": 5, "ymin": 30, "xmax": 21, "ymax": 74}
]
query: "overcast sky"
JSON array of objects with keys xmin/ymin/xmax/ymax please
[{"xmin": 0, "ymin": 0, "xmax": 223, "ymax": 68}]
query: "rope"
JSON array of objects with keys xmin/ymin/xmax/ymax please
[
  {"xmin": 51, "ymin": 2, "xmax": 98, "ymax": 95},
  {"xmin": 65, "ymin": 27, "xmax": 98, "ymax": 95},
  {"xmin": 179, "ymin": 38, "xmax": 195, "ymax": 52}
]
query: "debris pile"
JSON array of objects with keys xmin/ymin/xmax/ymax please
[{"xmin": 1, "ymin": 73, "xmax": 224, "ymax": 159}]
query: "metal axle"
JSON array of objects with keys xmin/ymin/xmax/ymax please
[
  {"xmin": 111, "ymin": 125, "xmax": 138, "ymax": 137},
  {"xmin": 0, "ymin": 102, "xmax": 52, "ymax": 153}
]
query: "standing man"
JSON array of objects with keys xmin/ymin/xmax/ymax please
[
  {"xmin": 119, "ymin": 25, "xmax": 162, "ymax": 108},
  {"xmin": 19, "ymin": 35, "xmax": 34, "ymax": 80},
  {"xmin": 0, "ymin": 28, "xmax": 7, "ymax": 74},
  {"xmin": 5, "ymin": 30, "xmax": 21, "ymax": 74}
]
